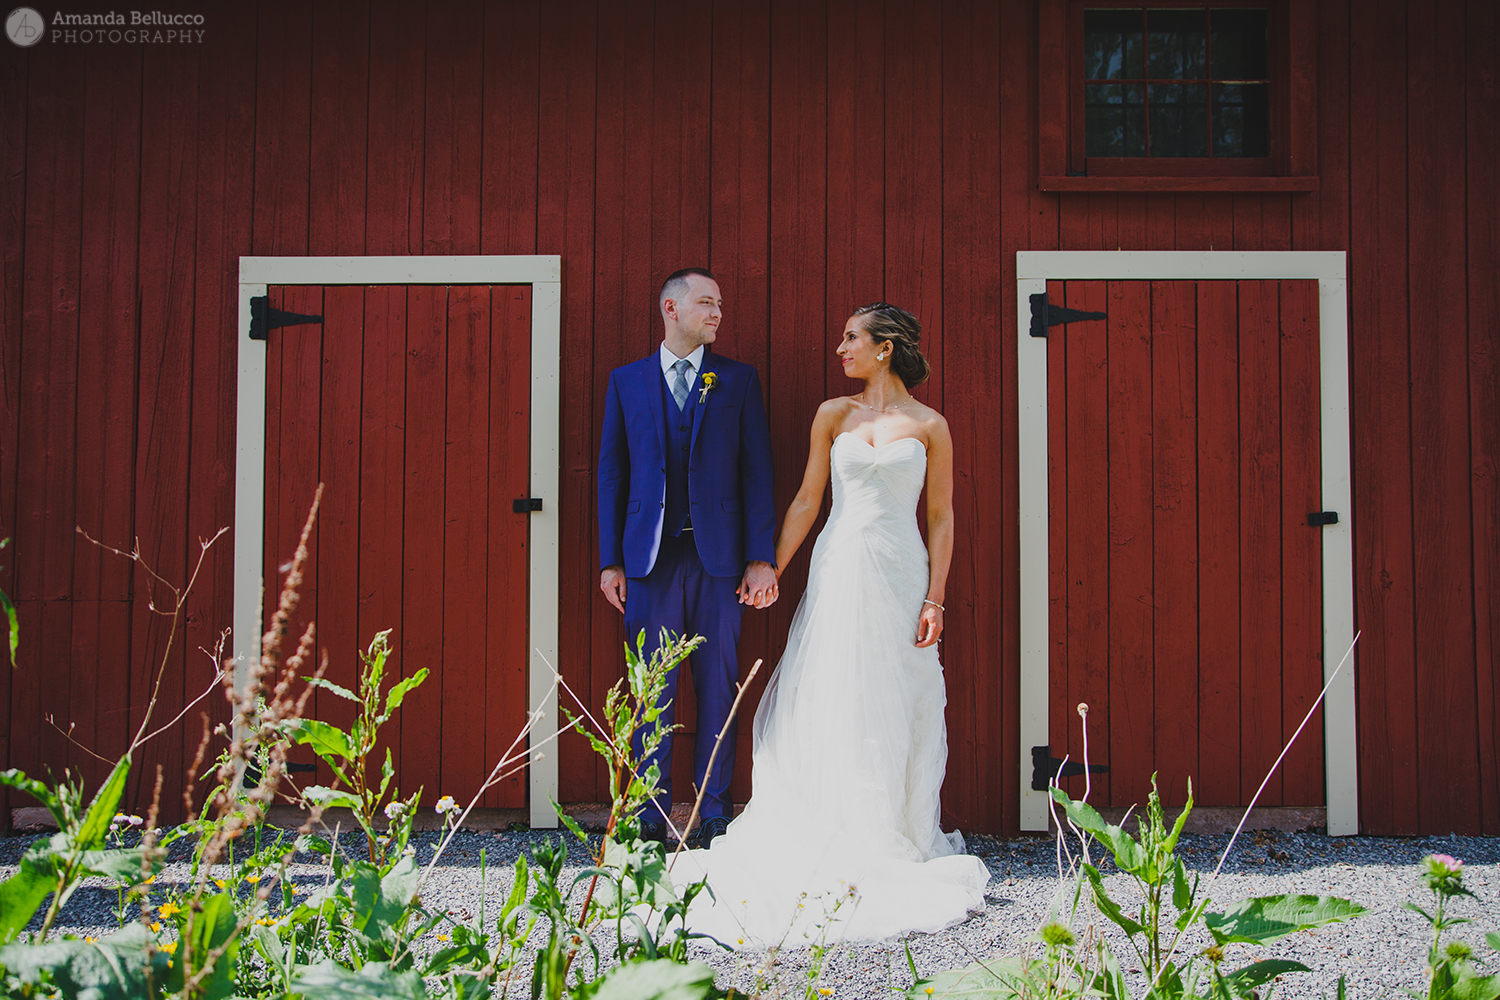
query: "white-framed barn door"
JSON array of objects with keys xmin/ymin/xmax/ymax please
[
  {"xmin": 1016, "ymin": 252, "xmax": 1356, "ymax": 836},
  {"xmin": 233, "ymin": 256, "xmax": 562, "ymax": 829}
]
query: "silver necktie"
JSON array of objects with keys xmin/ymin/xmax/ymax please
[{"xmin": 671, "ymin": 358, "xmax": 691, "ymax": 410}]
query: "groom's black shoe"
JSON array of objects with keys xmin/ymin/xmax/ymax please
[
  {"xmin": 691, "ymin": 815, "xmax": 730, "ymax": 849},
  {"xmin": 638, "ymin": 820, "xmax": 670, "ymax": 848}
]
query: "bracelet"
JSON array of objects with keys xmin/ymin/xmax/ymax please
[{"xmin": 923, "ymin": 599, "xmax": 945, "ymax": 612}]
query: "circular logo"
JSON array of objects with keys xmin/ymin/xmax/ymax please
[{"xmin": 6, "ymin": 7, "xmax": 44, "ymax": 46}]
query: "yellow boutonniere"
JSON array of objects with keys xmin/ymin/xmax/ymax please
[{"xmin": 698, "ymin": 371, "xmax": 718, "ymax": 403}]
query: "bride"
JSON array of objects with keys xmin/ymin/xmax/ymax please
[{"xmin": 671, "ymin": 303, "xmax": 991, "ymax": 945}]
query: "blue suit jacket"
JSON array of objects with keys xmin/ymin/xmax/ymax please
[{"xmin": 598, "ymin": 351, "xmax": 776, "ymax": 578}]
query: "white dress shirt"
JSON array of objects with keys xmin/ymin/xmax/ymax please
[{"xmin": 659, "ymin": 343, "xmax": 705, "ymax": 393}]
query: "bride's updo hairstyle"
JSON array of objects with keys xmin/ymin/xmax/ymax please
[{"xmin": 851, "ymin": 302, "xmax": 931, "ymax": 389}]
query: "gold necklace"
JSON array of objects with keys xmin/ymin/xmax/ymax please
[{"xmin": 856, "ymin": 393, "xmax": 913, "ymax": 414}]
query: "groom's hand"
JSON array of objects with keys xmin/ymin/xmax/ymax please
[
  {"xmin": 738, "ymin": 561, "xmax": 779, "ymax": 609},
  {"xmin": 600, "ymin": 566, "xmax": 628, "ymax": 613}
]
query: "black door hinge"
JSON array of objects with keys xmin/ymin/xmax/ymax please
[
  {"xmin": 1031, "ymin": 745, "xmax": 1110, "ymax": 791},
  {"xmin": 513, "ymin": 498, "xmax": 543, "ymax": 514},
  {"xmin": 242, "ymin": 760, "xmax": 317, "ymax": 789},
  {"xmin": 249, "ymin": 295, "xmax": 324, "ymax": 341},
  {"xmin": 1030, "ymin": 292, "xmax": 1107, "ymax": 338},
  {"xmin": 1307, "ymin": 511, "xmax": 1339, "ymax": 526}
]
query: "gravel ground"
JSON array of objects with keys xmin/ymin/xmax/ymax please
[{"xmin": 2, "ymin": 826, "xmax": 1495, "ymax": 999}]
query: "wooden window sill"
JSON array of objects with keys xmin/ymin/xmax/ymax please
[{"xmin": 1038, "ymin": 174, "xmax": 1319, "ymax": 193}]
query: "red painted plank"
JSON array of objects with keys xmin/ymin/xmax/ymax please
[
  {"xmin": 825, "ymin": 0, "xmax": 885, "ymax": 393},
  {"xmin": 129, "ymin": 42, "xmax": 202, "ymax": 820},
  {"xmin": 0, "ymin": 27, "xmax": 20, "ymax": 807},
  {"xmin": 1106, "ymin": 281, "xmax": 1155, "ymax": 808},
  {"xmin": 576, "ymin": 0, "xmax": 629, "ymax": 801},
  {"xmin": 1046, "ymin": 279, "xmax": 1070, "ymax": 787},
  {"xmin": 1061, "ymin": 281, "xmax": 1112, "ymax": 805},
  {"xmin": 484, "ymin": 286, "xmax": 531, "ymax": 809},
  {"xmin": 1237, "ymin": 280, "xmax": 1283, "ymax": 807},
  {"xmin": 310, "ymin": 0, "xmax": 370, "ymax": 255},
  {"xmin": 994, "ymin": 0, "xmax": 1031, "ymax": 832},
  {"xmin": 1278, "ymin": 280, "xmax": 1324, "ymax": 806},
  {"xmin": 366, "ymin": 0, "xmax": 424, "ymax": 256},
  {"xmin": 423, "ymin": 1, "xmax": 483, "ymax": 255},
  {"xmin": 357, "ymin": 286, "xmax": 408, "ymax": 794},
  {"xmin": 400, "ymin": 286, "xmax": 448, "ymax": 804},
  {"xmin": 885, "ymin": 0, "xmax": 945, "ymax": 410},
  {"xmin": 1150, "ymin": 281, "xmax": 1198, "ymax": 807},
  {"xmin": 1196, "ymin": 281, "xmax": 1242, "ymax": 806},
  {"xmin": 251, "ymin": 1, "xmax": 311, "ymax": 257},
  {"xmin": 315, "ymin": 287, "xmax": 366, "ymax": 749},
  {"xmin": 1348, "ymin": 0, "xmax": 1416, "ymax": 835},
  {"xmin": 481, "ymin": 1, "xmax": 541, "ymax": 256},
  {"xmin": 765, "ymin": 0, "xmax": 829, "ymax": 804},
  {"xmin": 440, "ymin": 287, "xmax": 492, "ymax": 805},
  {"xmin": 709, "ymin": 0, "xmax": 772, "ymax": 803},
  {"xmin": 1408, "ymin": 2, "xmax": 1480, "ymax": 835},
  {"xmin": 73, "ymin": 44, "xmax": 140, "ymax": 606},
  {"xmin": 184, "ymin": 3, "xmax": 258, "ymax": 783},
  {"xmin": 1468, "ymin": 0, "xmax": 1500, "ymax": 835}
]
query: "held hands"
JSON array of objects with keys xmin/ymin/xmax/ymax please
[
  {"xmin": 915, "ymin": 600, "xmax": 944, "ymax": 648},
  {"xmin": 600, "ymin": 565, "xmax": 628, "ymax": 613},
  {"xmin": 738, "ymin": 561, "xmax": 779, "ymax": 609}
]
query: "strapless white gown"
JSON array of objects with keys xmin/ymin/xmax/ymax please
[{"xmin": 671, "ymin": 432, "xmax": 991, "ymax": 945}]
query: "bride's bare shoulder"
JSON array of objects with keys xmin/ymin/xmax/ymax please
[
  {"xmin": 911, "ymin": 402, "xmax": 951, "ymax": 442},
  {"xmin": 815, "ymin": 396, "xmax": 862, "ymax": 422}
]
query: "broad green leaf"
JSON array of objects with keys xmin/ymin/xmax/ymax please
[
  {"xmin": 1450, "ymin": 970, "xmax": 1500, "ymax": 1000},
  {"xmin": 1223, "ymin": 959, "xmax": 1311, "ymax": 996},
  {"xmin": 0, "ymin": 848, "xmax": 58, "ymax": 943},
  {"xmin": 0, "ymin": 767, "xmax": 63, "ymax": 825},
  {"xmin": 347, "ymin": 855, "xmax": 420, "ymax": 944},
  {"xmin": 1, "ymin": 586, "xmax": 17, "ymax": 668},
  {"xmin": 0, "ymin": 923, "xmax": 171, "ymax": 1000},
  {"xmin": 166, "ymin": 891, "xmax": 240, "ymax": 999},
  {"xmin": 287, "ymin": 719, "xmax": 356, "ymax": 763},
  {"xmin": 80, "ymin": 847, "xmax": 161, "ymax": 886},
  {"xmin": 302, "ymin": 784, "xmax": 364, "ymax": 811},
  {"xmin": 76, "ymin": 755, "xmax": 132, "ymax": 850},
  {"xmin": 1050, "ymin": 787, "xmax": 1146, "ymax": 873},
  {"xmin": 1172, "ymin": 856, "xmax": 1193, "ymax": 912},
  {"xmin": 1487, "ymin": 932, "xmax": 1500, "ymax": 953},
  {"xmin": 1094, "ymin": 947, "xmax": 1133, "ymax": 1000},
  {"xmin": 1163, "ymin": 778, "xmax": 1194, "ymax": 857},
  {"xmin": 383, "ymin": 667, "xmax": 430, "ymax": 715},
  {"xmin": 905, "ymin": 955, "xmax": 1023, "ymax": 999},
  {"xmin": 289, "ymin": 959, "xmax": 426, "ymax": 999},
  {"xmin": 249, "ymin": 921, "xmax": 287, "ymax": 971},
  {"xmin": 1206, "ymin": 895, "xmax": 1366, "ymax": 946},
  {"xmin": 307, "ymin": 676, "xmax": 360, "ymax": 702},
  {"xmin": 1083, "ymin": 863, "xmax": 1146, "ymax": 936},
  {"xmin": 588, "ymin": 957, "xmax": 724, "ymax": 1000}
]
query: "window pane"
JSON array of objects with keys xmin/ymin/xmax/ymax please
[
  {"xmin": 1212, "ymin": 82, "xmax": 1270, "ymax": 156},
  {"xmin": 1147, "ymin": 8, "xmax": 1206, "ymax": 79},
  {"xmin": 1211, "ymin": 8, "xmax": 1269, "ymax": 79},
  {"xmin": 1086, "ymin": 83, "xmax": 1147, "ymax": 156},
  {"xmin": 1084, "ymin": 9, "xmax": 1144, "ymax": 80},
  {"xmin": 1148, "ymin": 83, "xmax": 1208, "ymax": 156}
]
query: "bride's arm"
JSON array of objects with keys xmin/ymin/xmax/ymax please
[
  {"xmin": 916, "ymin": 417, "xmax": 954, "ymax": 648},
  {"xmin": 772, "ymin": 401, "xmax": 839, "ymax": 576}
]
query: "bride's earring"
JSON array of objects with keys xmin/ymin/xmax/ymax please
[{"xmin": 876, "ymin": 351, "xmax": 887, "ymax": 361}]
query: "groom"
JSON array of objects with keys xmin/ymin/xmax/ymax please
[{"xmin": 597, "ymin": 267, "xmax": 778, "ymax": 848}]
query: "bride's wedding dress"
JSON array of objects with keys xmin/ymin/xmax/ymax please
[{"xmin": 672, "ymin": 432, "xmax": 991, "ymax": 945}]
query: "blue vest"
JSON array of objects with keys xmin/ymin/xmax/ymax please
[{"xmin": 662, "ymin": 370, "xmax": 699, "ymax": 537}]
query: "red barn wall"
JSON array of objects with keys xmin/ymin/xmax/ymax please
[{"xmin": 0, "ymin": 0, "xmax": 1495, "ymax": 835}]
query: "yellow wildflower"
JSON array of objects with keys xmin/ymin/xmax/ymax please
[
  {"xmin": 158, "ymin": 902, "xmax": 181, "ymax": 918},
  {"xmin": 436, "ymin": 933, "xmax": 450, "ymax": 942},
  {"xmin": 85, "ymin": 936, "xmax": 98, "ymax": 944},
  {"xmin": 819, "ymin": 990, "xmax": 834, "ymax": 997},
  {"xmin": 214, "ymin": 878, "xmax": 226, "ymax": 889},
  {"xmin": 149, "ymin": 921, "xmax": 162, "ymax": 933},
  {"xmin": 244, "ymin": 872, "xmax": 261, "ymax": 883},
  {"xmin": 925, "ymin": 989, "xmax": 936, "ymax": 996},
  {"xmin": 160, "ymin": 941, "xmax": 177, "ymax": 955},
  {"xmin": 144, "ymin": 874, "xmax": 156, "ymax": 885}
]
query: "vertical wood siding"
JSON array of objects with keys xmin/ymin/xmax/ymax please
[{"xmin": 1, "ymin": 0, "xmax": 1496, "ymax": 835}]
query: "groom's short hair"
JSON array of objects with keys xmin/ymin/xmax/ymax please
[{"xmin": 660, "ymin": 267, "xmax": 716, "ymax": 309}]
